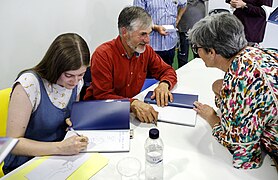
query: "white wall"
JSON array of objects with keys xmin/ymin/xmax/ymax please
[
  {"xmin": 0, "ymin": 0, "xmax": 277, "ymax": 89},
  {"xmin": 0, "ymin": 0, "xmax": 133, "ymax": 89}
]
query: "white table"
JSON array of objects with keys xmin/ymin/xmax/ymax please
[
  {"xmin": 3, "ymin": 59, "xmax": 277, "ymax": 180},
  {"xmin": 93, "ymin": 59, "xmax": 277, "ymax": 180}
]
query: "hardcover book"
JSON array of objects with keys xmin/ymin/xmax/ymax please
[
  {"xmin": 144, "ymin": 91, "xmax": 198, "ymax": 126},
  {"xmin": 144, "ymin": 91, "xmax": 198, "ymax": 109},
  {"xmin": 0, "ymin": 137, "xmax": 18, "ymax": 164},
  {"xmin": 67, "ymin": 99, "xmax": 130, "ymax": 152}
]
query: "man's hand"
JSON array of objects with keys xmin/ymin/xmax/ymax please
[
  {"xmin": 153, "ymin": 25, "xmax": 168, "ymax": 36},
  {"xmin": 230, "ymin": 0, "xmax": 246, "ymax": 8},
  {"xmin": 152, "ymin": 81, "xmax": 173, "ymax": 107},
  {"xmin": 130, "ymin": 100, "xmax": 158, "ymax": 124}
]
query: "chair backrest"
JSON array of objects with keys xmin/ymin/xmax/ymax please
[
  {"xmin": 0, "ymin": 88, "xmax": 12, "ymax": 137},
  {"xmin": 0, "ymin": 162, "xmax": 4, "ymax": 177}
]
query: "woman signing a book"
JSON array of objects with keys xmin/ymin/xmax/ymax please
[
  {"xmin": 3, "ymin": 33, "xmax": 89, "ymax": 174},
  {"xmin": 188, "ymin": 13, "xmax": 278, "ymax": 169}
]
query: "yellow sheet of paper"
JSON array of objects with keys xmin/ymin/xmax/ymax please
[
  {"xmin": 4, "ymin": 153, "xmax": 108, "ymax": 180},
  {"xmin": 67, "ymin": 153, "xmax": 109, "ymax": 180},
  {"xmin": 5, "ymin": 157, "xmax": 48, "ymax": 180}
]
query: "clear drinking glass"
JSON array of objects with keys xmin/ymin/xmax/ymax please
[{"xmin": 117, "ymin": 157, "xmax": 141, "ymax": 180}]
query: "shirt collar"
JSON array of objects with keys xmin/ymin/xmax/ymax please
[{"xmin": 115, "ymin": 35, "xmax": 140, "ymax": 59}]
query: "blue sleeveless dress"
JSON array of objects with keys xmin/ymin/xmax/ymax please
[{"xmin": 3, "ymin": 72, "xmax": 77, "ymax": 174}]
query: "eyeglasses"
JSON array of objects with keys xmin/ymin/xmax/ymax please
[{"xmin": 191, "ymin": 44, "xmax": 202, "ymax": 54}]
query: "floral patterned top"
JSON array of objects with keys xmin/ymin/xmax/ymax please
[
  {"xmin": 15, "ymin": 72, "xmax": 83, "ymax": 112},
  {"xmin": 213, "ymin": 47, "xmax": 278, "ymax": 169}
]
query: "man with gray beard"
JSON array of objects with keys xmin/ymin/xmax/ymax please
[{"xmin": 84, "ymin": 6, "xmax": 177, "ymax": 124}]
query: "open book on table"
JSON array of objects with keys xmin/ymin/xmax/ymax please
[
  {"xmin": 144, "ymin": 91, "xmax": 198, "ymax": 127},
  {"xmin": 66, "ymin": 99, "xmax": 130, "ymax": 152},
  {"xmin": 65, "ymin": 130, "xmax": 130, "ymax": 153},
  {"xmin": 0, "ymin": 137, "xmax": 18, "ymax": 164}
]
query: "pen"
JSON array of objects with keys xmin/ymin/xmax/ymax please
[{"xmin": 69, "ymin": 127, "xmax": 81, "ymax": 137}]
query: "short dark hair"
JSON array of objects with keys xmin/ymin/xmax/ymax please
[
  {"xmin": 118, "ymin": 6, "xmax": 152, "ymax": 34},
  {"xmin": 19, "ymin": 33, "xmax": 90, "ymax": 83}
]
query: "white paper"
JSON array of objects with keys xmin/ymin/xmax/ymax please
[
  {"xmin": 162, "ymin": 25, "xmax": 177, "ymax": 32},
  {"xmin": 64, "ymin": 130, "xmax": 130, "ymax": 152},
  {"xmin": 152, "ymin": 105, "xmax": 197, "ymax": 127},
  {"xmin": 25, "ymin": 154, "xmax": 90, "ymax": 180}
]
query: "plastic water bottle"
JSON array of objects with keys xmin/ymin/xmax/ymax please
[{"xmin": 145, "ymin": 128, "xmax": 164, "ymax": 180}]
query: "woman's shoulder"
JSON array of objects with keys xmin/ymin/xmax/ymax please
[
  {"xmin": 15, "ymin": 72, "xmax": 40, "ymax": 89},
  {"xmin": 15, "ymin": 72, "xmax": 42, "ymax": 111}
]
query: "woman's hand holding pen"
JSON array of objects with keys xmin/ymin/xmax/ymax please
[
  {"xmin": 61, "ymin": 118, "xmax": 89, "ymax": 155},
  {"xmin": 59, "ymin": 135, "xmax": 89, "ymax": 155}
]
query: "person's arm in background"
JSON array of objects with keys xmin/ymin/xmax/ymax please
[
  {"xmin": 176, "ymin": 0, "xmax": 187, "ymax": 26},
  {"xmin": 7, "ymin": 83, "xmax": 88, "ymax": 157},
  {"xmin": 133, "ymin": 0, "xmax": 168, "ymax": 36},
  {"xmin": 152, "ymin": 25, "xmax": 168, "ymax": 36},
  {"xmin": 230, "ymin": 0, "xmax": 273, "ymax": 17},
  {"xmin": 176, "ymin": 5, "xmax": 187, "ymax": 26}
]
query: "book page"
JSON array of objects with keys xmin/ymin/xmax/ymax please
[
  {"xmin": 64, "ymin": 130, "xmax": 130, "ymax": 152},
  {"xmin": 25, "ymin": 154, "xmax": 90, "ymax": 180},
  {"xmin": 151, "ymin": 105, "xmax": 197, "ymax": 127}
]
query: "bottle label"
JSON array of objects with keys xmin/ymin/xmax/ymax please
[{"xmin": 146, "ymin": 151, "xmax": 163, "ymax": 164}]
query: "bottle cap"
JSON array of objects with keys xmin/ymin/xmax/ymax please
[{"xmin": 149, "ymin": 128, "xmax": 159, "ymax": 139}]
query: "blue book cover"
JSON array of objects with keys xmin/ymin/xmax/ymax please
[
  {"xmin": 268, "ymin": 6, "xmax": 278, "ymax": 25},
  {"xmin": 144, "ymin": 91, "xmax": 198, "ymax": 109},
  {"xmin": 70, "ymin": 99, "xmax": 130, "ymax": 130}
]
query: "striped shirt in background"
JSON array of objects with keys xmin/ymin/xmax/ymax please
[{"xmin": 133, "ymin": 0, "xmax": 187, "ymax": 51}]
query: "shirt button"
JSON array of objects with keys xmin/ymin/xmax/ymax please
[
  {"xmin": 131, "ymin": 72, "xmax": 133, "ymax": 75},
  {"xmin": 121, "ymin": 54, "xmax": 125, "ymax": 56},
  {"xmin": 127, "ymin": 84, "xmax": 130, "ymax": 87}
]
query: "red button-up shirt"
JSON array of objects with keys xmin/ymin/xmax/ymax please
[{"xmin": 84, "ymin": 36, "xmax": 177, "ymax": 101}]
